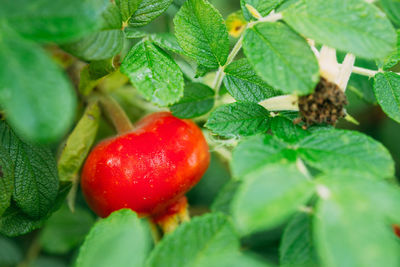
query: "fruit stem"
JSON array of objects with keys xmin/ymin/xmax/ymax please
[{"xmin": 98, "ymin": 94, "xmax": 134, "ymax": 134}]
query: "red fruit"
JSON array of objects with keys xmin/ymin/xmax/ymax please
[{"xmin": 81, "ymin": 112, "xmax": 210, "ymax": 218}]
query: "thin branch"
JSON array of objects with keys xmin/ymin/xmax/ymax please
[
  {"xmin": 259, "ymin": 95, "xmax": 299, "ymax": 111},
  {"xmin": 336, "ymin": 53, "xmax": 356, "ymax": 91}
]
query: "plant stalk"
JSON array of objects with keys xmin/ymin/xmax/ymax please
[{"xmin": 98, "ymin": 94, "xmax": 134, "ymax": 134}]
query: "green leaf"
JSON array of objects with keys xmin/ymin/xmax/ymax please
[
  {"xmin": 79, "ymin": 60, "xmax": 116, "ymax": 96},
  {"xmin": 241, "ymin": 0, "xmax": 284, "ymax": 21},
  {"xmin": 0, "ymin": 183, "xmax": 71, "ymax": 237},
  {"xmin": 0, "ymin": 236, "xmax": 22, "ymax": 266},
  {"xmin": 58, "ymin": 102, "xmax": 100, "ymax": 182},
  {"xmin": 150, "ymin": 33, "xmax": 184, "ymax": 54},
  {"xmin": 0, "ymin": 147, "xmax": 14, "ymax": 216},
  {"xmin": 231, "ymin": 134, "xmax": 296, "ymax": 177},
  {"xmin": 123, "ymin": 27, "xmax": 147, "ymax": 38},
  {"xmin": 205, "ymin": 102, "xmax": 271, "ymax": 137},
  {"xmin": 115, "ymin": 0, "xmax": 142, "ymax": 21},
  {"xmin": 280, "ymin": 212, "xmax": 319, "ymax": 267},
  {"xmin": 62, "ymin": 5, "xmax": 124, "ymax": 61},
  {"xmin": 62, "ymin": 30, "xmax": 124, "ymax": 61},
  {"xmin": 297, "ymin": 129, "xmax": 395, "ymax": 179},
  {"xmin": 211, "ymin": 180, "xmax": 242, "ymax": 215},
  {"xmin": 243, "ymin": 22, "xmax": 319, "ymax": 95},
  {"xmin": 383, "ymin": 30, "xmax": 400, "ymax": 71},
  {"xmin": 232, "ymin": 163, "xmax": 314, "ymax": 235},
  {"xmin": 314, "ymin": 175, "xmax": 400, "ymax": 267},
  {"xmin": 76, "ymin": 209, "xmax": 152, "ymax": 267},
  {"xmin": 270, "ymin": 116, "xmax": 310, "ymax": 144},
  {"xmin": 380, "ymin": 0, "xmax": 400, "ymax": 27},
  {"xmin": 174, "ymin": 0, "xmax": 230, "ymax": 69},
  {"xmin": 146, "ymin": 213, "xmax": 240, "ymax": 267},
  {"xmin": 170, "ymin": 83, "xmax": 214, "ymax": 118},
  {"xmin": 0, "ymin": 0, "xmax": 109, "ymax": 43},
  {"xmin": 0, "ymin": 202, "xmax": 45, "ymax": 237},
  {"xmin": 40, "ymin": 205, "xmax": 95, "ymax": 254},
  {"xmin": 347, "ymin": 57, "xmax": 378, "ymax": 104},
  {"xmin": 374, "ymin": 72, "xmax": 400, "ymax": 123},
  {"xmin": 121, "ymin": 40, "xmax": 184, "ymax": 106},
  {"xmin": 283, "ymin": 0, "xmax": 397, "ymax": 59},
  {"xmin": 0, "ymin": 22, "xmax": 77, "ymax": 143},
  {"xmin": 0, "ymin": 121, "xmax": 59, "ymax": 219},
  {"xmin": 128, "ymin": 0, "xmax": 173, "ymax": 27},
  {"xmin": 223, "ymin": 59, "xmax": 280, "ymax": 102}
]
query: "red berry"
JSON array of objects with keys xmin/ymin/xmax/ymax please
[
  {"xmin": 394, "ymin": 225, "xmax": 400, "ymax": 238},
  {"xmin": 81, "ymin": 112, "xmax": 210, "ymax": 218}
]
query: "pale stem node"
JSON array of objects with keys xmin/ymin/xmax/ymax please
[
  {"xmin": 316, "ymin": 185, "xmax": 331, "ymax": 200},
  {"xmin": 307, "ymin": 39, "xmax": 320, "ymax": 58},
  {"xmin": 296, "ymin": 158, "xmax": 312, "ymax": 180},
  {"xmin": 336, "ymin": 53, "xmax": 356, "ymax": 92},
  {"xmin": 319, "ymin": 46, "xmax": 339, "ymax": 82},
  {"xmin": 259, "ymin": 95, "xmax": 299, "ymax": 111}
]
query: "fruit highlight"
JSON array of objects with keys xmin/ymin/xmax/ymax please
[{"xmin": 81, "ymin": 112, "xmax": 210, "ymax": 218}]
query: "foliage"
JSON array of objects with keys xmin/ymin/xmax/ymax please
[{"xmin": 0, "ymin": 0, "xmax": 400, "ymax": 266}]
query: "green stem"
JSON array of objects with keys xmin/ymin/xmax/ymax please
[{"xmin": 98, "ymin": 94, "xmax": 134, "ymax": 134}]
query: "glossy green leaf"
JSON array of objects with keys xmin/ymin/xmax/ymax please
[
  {"xmin": 62, "ymin": 30, "xmax": 124, "ymax": 61},
  {"xmin": 0, "ymin": 0, "xmax": 109, "ymax": 43},
  {"xmin": 374, "ymin": 72, "xmax": 400, "ymax": 123},
  {"xmin": 128, "ymin": 0, "xmax": 173, "ymax": 27},
  {"xmin": 62, "ymin": 5, "xmax": 124, "ymax": 61},
  {"xmin": 0, "ymin": 147, "xmax": 14, "ymax": 216},
  {"xmin": 280, "ymin": 212, "xmax": 319, "ymax": 267},
  {"xmin": 58, "ymin": 102, "xmax": 100, "ymax": 182},
  {"xmin": 232, "ymin": 163, "xmax": 314, "ymax": 235},
  {"xmin": 283, "ymin": 0, "xmax": 397, "ymax": 59},
  {"xmin": 174, "ymin": 0, "xmax": 230, "ymax": 69},
  {"xmin": 380, "ymin": 0, "xmax": 400, "ymax": 27},
  {"xmin": 205, "ymin": 102, "xmax": 270, "ymax": 137},
  {"xmin": 146, "ymin": 213, "xmax": 240, "ymax": 267},
  {"xmin": 243, "ymin": 22, "xmax": 319, "ymax": 95},
  {"xmin": 314, "ymin": 175, "xmax": 400, "ymax": 267},
  {"xmin": 170, "ymin": 83, "xmax": 214, "ymax": 118},
  {"xmin": 150, "ymin": 33, "xmax": 184, "ymax": 54},
  {"xmin": 270, "ymin": 116, "xmax": 310, "ymax": 144},
  {"xmin": 223, "ymin": 59, "xmax": 280, "ymax": 102},
  {"xmin": 115, "ymin": 0, "xmax": 142, "ymax": 21},
  {"xmin": 297, "ymin": 129, "xmax": 395, "ymax": 179},
  {"xmin": 231, "ymin": 134, "xmax": 296, "ymax": 177},
  {"xmin": 0, "ymin": 121, "xmax": 59, "ymax": 219},
  {"xmin": 40, "ymin": 205, "xmax": 95, "ymax": 254},
  {"xmin": 241, "ymin": 0, "xmax": 283, "ymax": 21},
  {"xmin": 0, "ymin": 236, "xmax": 22, "ymax": 266},
  {"xmin": 383, "ymin": 30, "xmax": 400, "ymax": 70},
  {"xmin": 76, "ymin": 209, "xmax": 152, "ymax": 267},
  {"xmin": 124, "ymin": 27, "xmax": 147, "ymax": 38},
  {"xmin": 0, "ymin": 22, "xmax": 76, "ymax": 143},
  {"xmin": 121, "ymin": 40, "xmax": 184, "ymax": 106}
]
